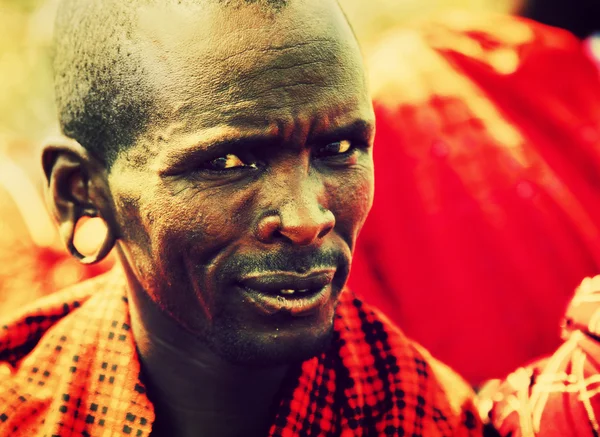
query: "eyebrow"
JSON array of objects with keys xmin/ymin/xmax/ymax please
[
  {"xmin": 309, "ymin": 119, "xmax": 374, "ymax": 145},
  {"xmin": 158, "ymin": 131, "xmax": 279, "ymax": 175},
  {"xmin": 158, "ymin": 118, "xmax": 374, "ymax": 175}
]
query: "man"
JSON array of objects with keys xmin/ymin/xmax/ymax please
[{"xmin": 0, "ymin": 0, "xmax": 481, "ymax": 436}]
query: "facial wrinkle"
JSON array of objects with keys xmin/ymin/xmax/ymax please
[{"xmin": 213, "ymin": 38, "xmax": 334, "ymax": 64}]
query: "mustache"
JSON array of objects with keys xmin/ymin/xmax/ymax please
[{"xmin": 217, "ymin": 248, "xmax": 350, "ymax": 282}]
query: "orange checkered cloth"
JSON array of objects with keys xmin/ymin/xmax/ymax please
[
  {"xmin": 0, "ymin": 268, "xmax": 482, "ymax": 436},
  {"xmin": 480, "ymin": 276, "xmax": 600, "ymax": 437}
]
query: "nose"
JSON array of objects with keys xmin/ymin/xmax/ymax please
[{"xmin": 256, "ymin": 183, "xmax": 335, "ymax": 246}]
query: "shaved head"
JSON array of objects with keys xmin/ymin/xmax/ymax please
[{"xmin": 54, "ymin": 0, "xmax": 291, "ymax": 167}]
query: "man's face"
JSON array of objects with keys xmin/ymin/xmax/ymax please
[{"xmin": 108, "ymin": 0, "xmax": 375, "ymax": 365}]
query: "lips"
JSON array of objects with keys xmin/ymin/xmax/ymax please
[
  {"xmin": 237, "ymin": 269, "xmax": 336, "ymax": 316},
  {"xmin": 239, "ymin": 270, "xmax": 334, "ymax": 295}
]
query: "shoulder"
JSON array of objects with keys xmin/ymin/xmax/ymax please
[
  {"xmin": 0, "ymin": 269, "xmax": 121, "ymax": 368},
  {"xmin": 0, "ymin": 269, "xmax": 140, "ymax": 436},
  {"xmin": 333, "ymin": 291, "xmax": 482, "ymax": 436}
]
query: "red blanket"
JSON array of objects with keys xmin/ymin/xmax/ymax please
[{"xmin": 348, "ymin": 13, "xmax": 600, "ymax": 385}]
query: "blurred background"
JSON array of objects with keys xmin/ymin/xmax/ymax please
[{"xmin": 2, "ymin": 0, "xmax": 600, "ymax": 387}]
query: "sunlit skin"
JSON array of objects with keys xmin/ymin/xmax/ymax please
[{"xmin": 44, "ymin": 0, "xmax": 374, "ymax": 436}]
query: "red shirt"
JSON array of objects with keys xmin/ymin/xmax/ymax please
[{"xmin": 0, "ymin": 269, "xmax": 481, "ymax": 436}]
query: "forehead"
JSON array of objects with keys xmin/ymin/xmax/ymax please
[{"xmin": 131, "ymin": 0, "xmax": 371, "ymax": 135}]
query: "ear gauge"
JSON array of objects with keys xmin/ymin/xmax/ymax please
[{"xmin": 60, "ymin": 210, "xmax": 116, "ymax": 265}]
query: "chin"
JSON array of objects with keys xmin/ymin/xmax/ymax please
[{"xmin": 207, "ymin": 322, "xmax": 336, "ymax": 368}]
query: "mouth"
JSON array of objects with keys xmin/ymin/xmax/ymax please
[{"xmin": 237, "ymin": 269, "xmax": 336, "ymax": 316}]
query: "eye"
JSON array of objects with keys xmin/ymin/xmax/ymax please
[
  {"xmin": 315, "ymin": 140, "xmax": 355, "ymax": 157},
  {"xmin": 203, "ymin": 154, "xmax": 257, "ymax": 171}
]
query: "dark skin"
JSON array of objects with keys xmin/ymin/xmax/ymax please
[{"xmin": 43, "ymin": 1, "xmax": 375, "ymax": 436}]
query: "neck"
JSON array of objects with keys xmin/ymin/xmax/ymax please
[{"xmin": 120, "ymin": 259, "xmax": 288, "ymax": 437}]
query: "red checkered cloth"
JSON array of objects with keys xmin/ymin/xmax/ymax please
[
  {"xmin": 480, "ymin": 276, "xmax": 600, "ymax": 437},
  {"xmin": 0, "ymin": 268, "xmax": 481, "ymax": 436}
]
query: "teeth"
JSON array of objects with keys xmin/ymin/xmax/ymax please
[{"xmin": 278, "ymin": 289, "xmax": 310, "ymax": 295}]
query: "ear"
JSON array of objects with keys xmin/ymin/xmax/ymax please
[{"xmin": 42, "ymin": 136, "xmax": 118, "ymax": 263}]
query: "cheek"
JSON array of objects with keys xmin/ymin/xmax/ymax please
[
  {"xmin": 143, "ymin": 182, "xmax": 255, "ymax": 262},
  {"xmin": 110, "ymin": 174, "xmax": 191, "ymax": 274},
  {"xmin": 113, "ymin": 190, "xmax": 151, "ymax": 254},
  {"xmin": 326, "ymin": 166, "xmax": 374, "ymax": 240}
]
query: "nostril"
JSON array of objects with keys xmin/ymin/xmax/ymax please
[
  {"xmin": 256, "ymin": 206, "xmax": 335, "ymax": 245},
  {"xmin": 256, "ymin": 214, "xmax": 282, "ymax": 244},
  {"xmin": 316, "ymin": 209, "xmax": 335, "ymax": 239},
  {"xmin": 317, "ymin": 224, "xmax": 333, "ymax": 239}
]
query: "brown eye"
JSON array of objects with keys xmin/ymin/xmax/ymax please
[
  {"xmin": 317, "ymin": 140, "xmax": 353, "ymax": 157},
  {"xmin": 205, "ymin": 154, "xmax": 255, "ymax": 170},
  {"xmin": 337, "ymin": 140, "xmax": 352, "ymax": 153}
]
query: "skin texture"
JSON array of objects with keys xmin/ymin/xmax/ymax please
[{"xmin": 43, "ymin": 0, "xmax": 374, "ymax": 435}]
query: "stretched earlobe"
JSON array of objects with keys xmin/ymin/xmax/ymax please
[
  {"xmin": 60, "ymin": 215, "xmax": 116, "ymax": 265},
  {"xmin": 43, "ymin": 135, "xmax": 118, "ymax": 264}
]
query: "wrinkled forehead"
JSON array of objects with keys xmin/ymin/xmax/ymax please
[{"xmin": 132, "ymin": 0, "xmax": 369, "ymax": 127}]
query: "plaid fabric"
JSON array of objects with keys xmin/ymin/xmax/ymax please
[
  {"xmin": 481, "ymin": 276, "xmax": 600, "ymax": 437},
  {"xmin": 0, "ymin": 268, "xmax": 481, "ymax": 436}
]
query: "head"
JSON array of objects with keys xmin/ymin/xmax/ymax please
[{"xmin": 44, "ymin": 0, "xmax": 375, "ymax": 366}]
